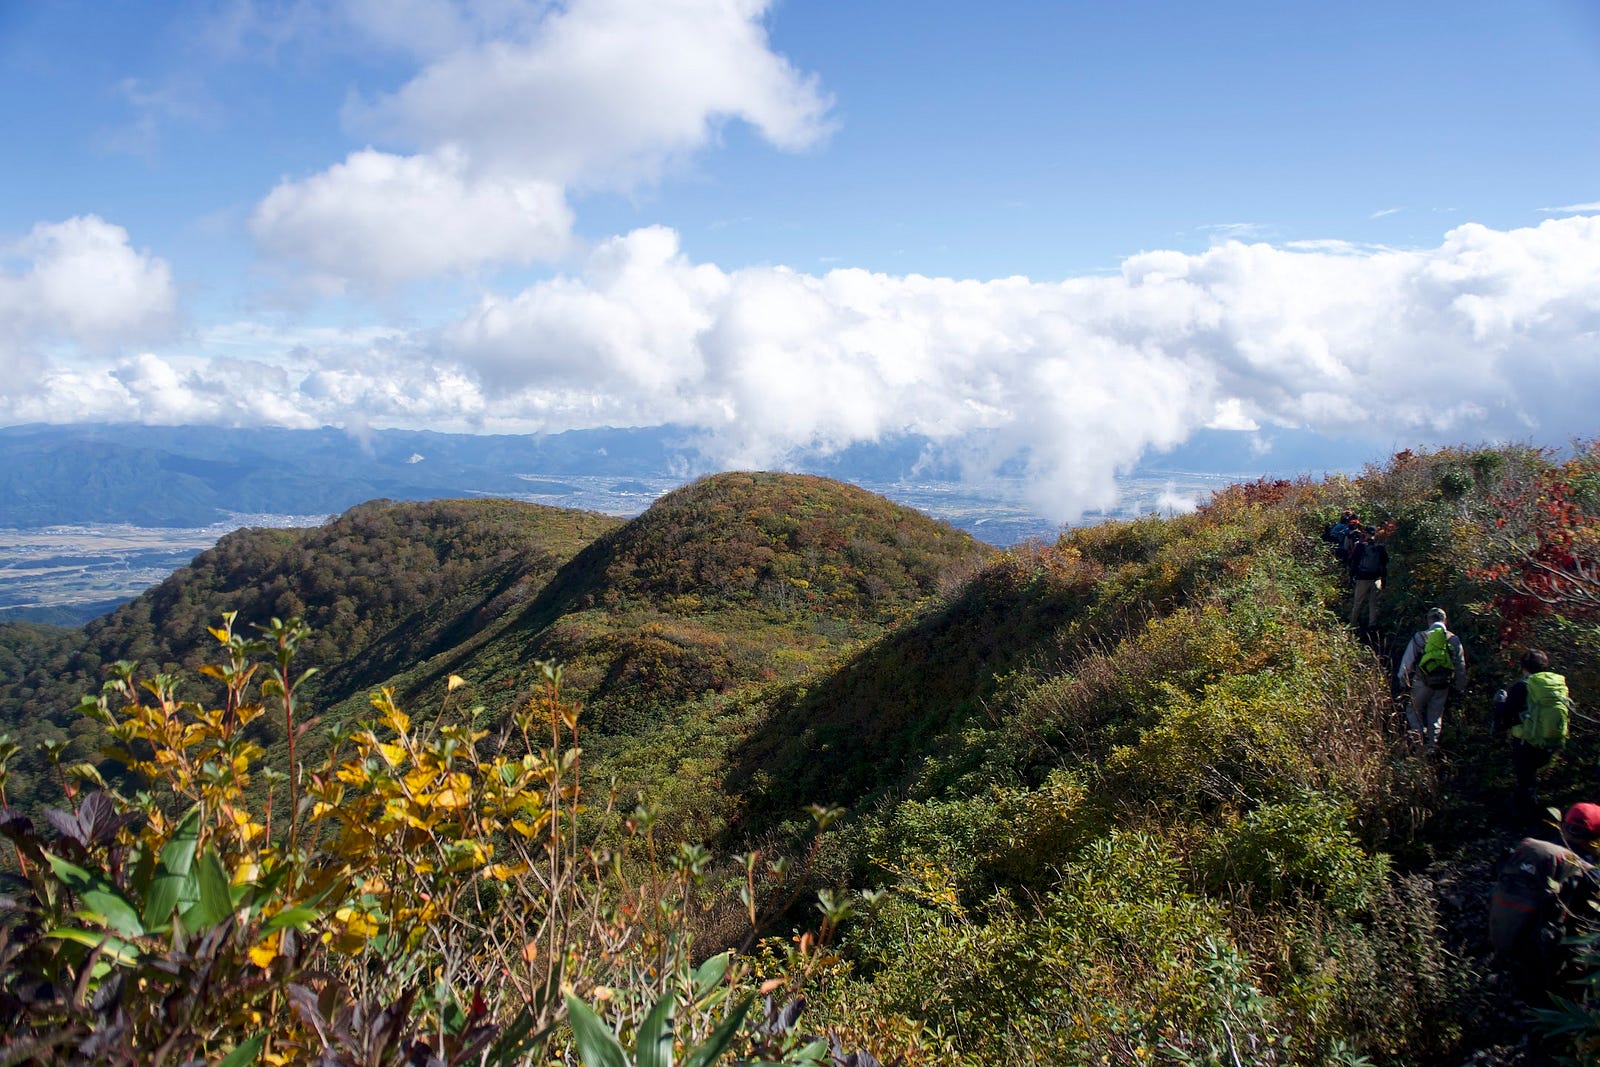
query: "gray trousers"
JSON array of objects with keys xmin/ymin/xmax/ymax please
[
  {"xmin": 1407, "ymin": 680, "xmax": 1449, "ymax": 751},
  {"xmin": 1351, "ymin": 579, "xmax": 1381, "ymax": 626}
]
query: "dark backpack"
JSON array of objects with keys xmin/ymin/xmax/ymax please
[
  {"xmin": 1417, "ymin": 628, "xmax": 1455, "ymax": 688},
  {"xmin": 1329, "ymin": 522, "xmax": 1352, "ymax": 560},
  {"xmin": 1352, "ymin": 541, "xmax": 1384, "ymax": 580}
]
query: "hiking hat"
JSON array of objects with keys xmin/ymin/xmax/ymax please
[{"xmin": 1562, "ymin": 803, "xmax": 1600, "ymax": 846}]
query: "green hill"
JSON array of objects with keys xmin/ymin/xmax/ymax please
[
  {"xmin": 327, "ymin": 472, "xmax": 994, "ymax": 752},
  {"xmin": 0, "ymin": 497, "xmax": 623, "ymax": 801},
  {"xmin": 0, "ymin": 475, "xmax": 991, "ymax": 811}
]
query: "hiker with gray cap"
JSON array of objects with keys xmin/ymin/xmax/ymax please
[{"xmin": 1396, "ymin": 607, "xmax": 1467, "ymax": 754}]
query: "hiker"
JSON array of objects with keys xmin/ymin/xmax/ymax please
[
  {"xmin": 1347, "ymin": 526, "xmax": 1388, "ymax": 635},
  {"xmin": 1325, "ymin": 510, "xmax": 1355, "ymax": 559},
  {"xmin": 1340, "ymin": 518, "xmax": 1366, "ymax": 564},
  {"xmin": 1494, "ymin": 649, "xmax": 1574, "ymax": 815},
  {"xmin": 1489, "ymin": 802, "xmax": 1600, "ymax": 999},
  {"xmin": 1342, "ymin": 524, "xmax": 1367, "ymax": 580},
  {"xmin": 1396, "ymin": 608, "xmax": 1465, "ymax": 753}
]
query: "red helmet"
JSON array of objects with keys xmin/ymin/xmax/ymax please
[{"xmin": 1562, "ymin": 803, "xmax": 1600, "ymax": 845}]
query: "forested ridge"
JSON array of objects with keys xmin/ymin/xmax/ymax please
[{"xmin": 3, "ymin": 448, "xmax": 1600, "ymax": 1064}]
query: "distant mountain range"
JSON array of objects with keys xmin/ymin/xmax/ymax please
[
  {"xmin": 0, "ymin": 421, "xmax": 1377, "ymax": 532},
  {"xmin": 0, "ymin": 423, "xmax": 701, "ymax": 528},
  {"xmin": 0, "ymin": 421, "xmax": 1381, "ymax": 619}
]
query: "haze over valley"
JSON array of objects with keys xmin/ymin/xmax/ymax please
[{"xmin": 0, "ymin": 421, "xmax": 1296, "ymax": 618}]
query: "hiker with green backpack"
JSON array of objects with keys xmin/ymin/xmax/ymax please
[
  {"xmin": 1397, "ymin": 607, "xmax": 1467, "ymax": 754},
  {"xmin": 1494, "ymin": 649, "xmax": 1574, "ymax": 815}
]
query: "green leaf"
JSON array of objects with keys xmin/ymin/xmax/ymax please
[
  {"xmin": 46, "ymin": 853, "xmax": 145, "ymax": 938},
  {"xmin": 692, "ymin": 952, "xmax": 729, "ymax": 1001},
  {"xmin": 565, "ymin": 996, "xmax": 628, "ymax": 1067},
  {"xmin": 142, "ymin": 807, "xmax": 201, "ymax": 930},
  {"xmin": 46, "ymin": 852, "xmax": 95, "ymax": 890},
  {"xmin": 791, "ymin": 1037, "xmax": 829, "ymax": 1064},
  {"xmin": 683, "ymin": 995, "xmax": 753, "ymax": 1067},
  {"xmin": 188, "ymin": 847, "xmax": 234, "ymax": 930},
  {"xmin": 262, "ymin": 905, "xmax": 320, "ymax": 934},
  {"xmin": 218, "ymin": 1032, "xmax": 266, "ymax": 1067},
  {"xmin": 128, "ymin": 839, "xmax": 158, "ymax": 902},
  {"xmin": 79, "ymin": 887, "xmax": 146, "ymax": 939},
  {"xmin": 45, "ymin": 928, "xmax": 142, "ymax": 966},
  {"xmin": 636, "ymin": 991, "xmax": 676, "ymax": 1067}
]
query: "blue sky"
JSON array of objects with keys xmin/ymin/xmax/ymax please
[{"xmin": 3, "ymin": 0, "xmax": 1599, "ymax": 519}]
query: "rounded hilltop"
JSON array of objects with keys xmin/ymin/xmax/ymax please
[{"xmin": 587, "ymin": 471, "xmax": 993, "ymax": 623}]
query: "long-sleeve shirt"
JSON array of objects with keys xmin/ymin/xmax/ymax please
[{"xmin": 1397, "ymin": 622, "xmax": 1467, "ymax": 691}]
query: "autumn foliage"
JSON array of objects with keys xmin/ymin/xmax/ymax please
[{"xmin": 1469, "ymin": 441, "xmax": 1600, "ymax": 642}]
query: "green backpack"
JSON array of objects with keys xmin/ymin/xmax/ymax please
[
  {"xmin": 1417, "ymin": 629, "xmax": 1455, "ymax": 688},
  {"xmin": 1515, "ymin": 672, "xmax": 1572, "ymax": 750}
]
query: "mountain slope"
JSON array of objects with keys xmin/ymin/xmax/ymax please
[
  {"xmin": 0, "ymin": 475, "xmax": 991, "ymax": 809},
  {"xmin": 0, "ymin": 497, "xmax": 622, "ymax": 801},
  {"xmin": 352, "ymin": 472, "xmax": 994, "ymax": 745}
]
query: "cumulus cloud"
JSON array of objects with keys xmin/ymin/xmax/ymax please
[
  {"xmin": 250, "ymin": 148, "xmax": 571, "ymax": 290},
  {"xmin": 432, "ymin": 215, "xmax": 1600, "ymax": 518},
  {"xmin": 250, "ymin": 0, "xmax": 832, "ymax": 289},
  {"xmin": 0, "ymin": 216, "xmax": 178, "ymax": 383},
  {"xmin": 14, "ymin": 216, "xmax": 1600, "ymax": 522},
  {"xmin": 346, "ymin": 0, "xmax": 834, "ymax": 185}
]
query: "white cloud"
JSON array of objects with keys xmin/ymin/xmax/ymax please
[
  {"xmin": 1541, "ymin": 201, "xmax": 1600, "ymax": 214},
  {"xmin": 0, "ymin": 353, "xmax": 314, "ymax": 428},
  {"xmin": 249, "ymin": 0, "xmax": 832, "ymax": 289},
  {"xmin": 0, "ymin": 217, "xmax": 178, "ymax": 383},
  {"xmin": 1154, "ymin": 486, "xmax": 1200, "ymax": 515},
  {"xmin": 14, "ymin": 216, "xmax": 1600, "ymax": 523},
  {"xmin": 429, "ymin": 216, "xmax": 1600, "ymax": 518},
  {"xmin": 250, "ymin": 148, "xmax": 571, "ymax": 291},
  {"xmin": 1206, "ymin": 398, "xmax": 1259, "ymax": 431},
  {"xmin": 346, "ymin": 0, "xmax": 834, "ymax": 186}
]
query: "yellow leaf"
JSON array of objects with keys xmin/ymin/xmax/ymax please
[
  {"xmin": 248, "ymin": 931, "xmax": 281, "ymax": 968},
  {"xmin": 487, "ymin": 861, "xmax": 528, "ymax": 881},
  {"xmin": 336, "ymin": 765, "xmax": 370, "ymax": 787},
  {"xmin": 448, "ymin": 675, "xmax": 466, "ymax": 691}
]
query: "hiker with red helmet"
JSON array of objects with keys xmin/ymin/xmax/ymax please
[{"xmin": 1489, "ymin": 803, "xmax": 1600, "ymax": 999}]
